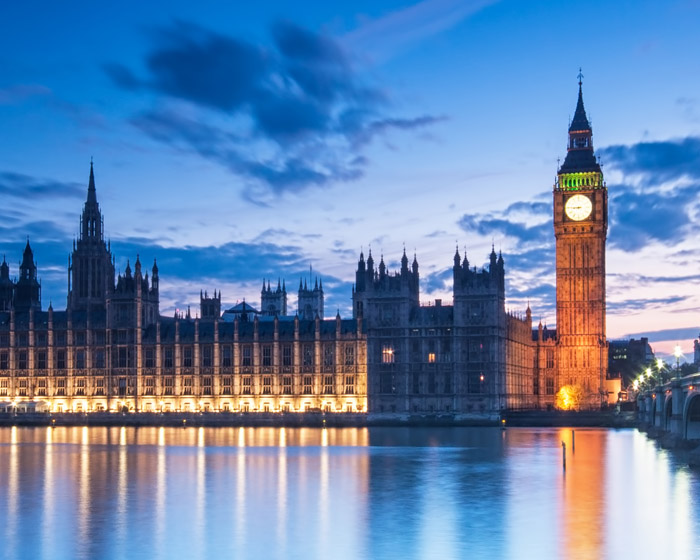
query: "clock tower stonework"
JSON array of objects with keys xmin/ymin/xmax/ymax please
[{"xmin": 553, "ymin": 79, "xmax": 608, "ymax": 402}]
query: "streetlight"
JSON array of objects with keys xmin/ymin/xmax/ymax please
[
  {"xmin": 674, "ymin": 344, "xmax": 682, "ymax": 379},
  {"xmin": 656, "ymin": 358, "xmax": 664, "ymax": 383}
]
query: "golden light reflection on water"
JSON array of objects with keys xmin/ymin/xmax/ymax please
[
  {"xmin": 5, "ymin": 426, "xmax": 18, "ymax": 559},
  {"xmin": 557, "ymin": 428, "xmax": 604, "ymax": 560},
  {"xmin": 194, "ymin": 427, "xmax": 206, "ymax": 557},
  {"xmin": 235, "ymin": 427, "xmax": 247, "ymax": 551},
  {"xmin": 319, "ymin": 428, "xmax": 330, "ymax": 558},
  {"xmin": 277, "ymin": 427, "xmax": 288, "ymax": 558},
  {"xmin": 1, "ymin": 426, "xmax": 699, "ymax": 560},
  {"xmin": 116, "ymin": 426, "xmax": 127, "ymax": 548},
  {"xmin": 155, "ymin": 426, "xmax": 166, "ymax": 559},
  {"xmin": 42, "ymin": 426, "xmax": 54, "ymax": 559},
  {"xmin": 77, "ymin": 426, "xmax": 91, "ymax": 558}
]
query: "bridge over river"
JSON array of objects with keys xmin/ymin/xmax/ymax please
[{"xmin": 637, "ymin": 372, "xmax": 700, "ymax": 441}]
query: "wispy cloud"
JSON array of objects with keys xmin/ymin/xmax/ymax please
[
  {"xmin": 621, "ymin": 326, "xmax": 700, "ymax": 344},
  {"xmin": 343, "ymin": 0, "xmax": 500, "ymax": 63},
  {"xmin": 0, "ymin": 171, "xmax": 84, "ymax": 200},
  {"xmin": 106, "ymin": 20, "xmax": 443, "ymax": 200},
  {"xmin": 599, "ymin": 136, "xmax": 700, "ymax": 185}
]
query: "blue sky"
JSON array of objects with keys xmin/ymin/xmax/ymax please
[{"xmin": 2, "ymin": 0, "xmax": 700, "ymax": 358}]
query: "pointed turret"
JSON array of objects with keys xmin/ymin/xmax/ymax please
[
  {"xmin": 0, "ymin": 256, "xmax": 12, "ymax": 311},
  {"xmin": 69, "ymin": 161, "xmax": 115, "ymax": 311},
  {"xmin": 569, "ymin": 80, "xmax": 591, "ymax": 132},
  {"xmin": 401, "ymin": 247, "xmax": 409, "ymax": 273},
  {"xmin": 453, "ymin": 246, "xmax": 461, "ymax": 268},
  {"xmin": 14, "ymin": 239, "xmax": 41, "ymax": 311},
  {"xmin": 20, "ymin": 240, "xmax": 36, "ymax": 279},
  {"xmin": 559, "ymin": 72, "xmax": 601, "ymax": 175},
  {"xmin": 81, "ymin": 161, "xmax": 104, "ymax": 242}
]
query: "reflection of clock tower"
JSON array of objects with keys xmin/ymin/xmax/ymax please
[{"xmin": 553, "ymin": 77, "xmax": 608, "ymax": 400}]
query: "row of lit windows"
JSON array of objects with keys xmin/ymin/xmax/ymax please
[
  {"xmin": 0, "ymin": 374, "xmax": 357, "ymax": 397},
  {"xmin": 0, "ymin": 343, "xmax": 358, "ymax": 371}
]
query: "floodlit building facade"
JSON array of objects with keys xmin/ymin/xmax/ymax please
[{"xmin": 0, "ymin": 82, "xmax": 613, "ymax": 414}]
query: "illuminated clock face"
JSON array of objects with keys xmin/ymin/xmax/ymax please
[{"xmin": 565, "ymin": 194, "xmax": 592, "ymax": 221}]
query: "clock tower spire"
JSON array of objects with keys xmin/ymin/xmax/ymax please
[{"xmin": 553, "ymin": 74, "xmax": 608, "ymax": 406}]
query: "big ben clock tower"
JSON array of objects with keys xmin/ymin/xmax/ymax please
[{"xmin": 553, "ymin": 74, "xmax": 608, "ymax": 403}]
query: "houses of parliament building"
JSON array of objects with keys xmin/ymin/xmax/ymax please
[{"xmin": 0, "ymin": 82, "xmax": 615, "ymax": 415}]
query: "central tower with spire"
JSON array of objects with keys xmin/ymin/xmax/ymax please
[
  {"xmin": 67, "ymin": 162, "xmax": 115, "ymax": 311},
  {"xmin": 553, "ymin": 73, "xmax": 608, "ymax": 402}
]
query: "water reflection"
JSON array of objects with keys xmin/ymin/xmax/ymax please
[{"xmin": 0, "ymin": 427, "xmax": 698, "ymax": 560}]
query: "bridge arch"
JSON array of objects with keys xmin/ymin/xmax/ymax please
[
  {"xmin": 684, "ymin": 392, "xmax": 700, "ymax": 440},
  {"xmin": 663, "ymin": 395, "xmax": 673, "ymax": 431}
]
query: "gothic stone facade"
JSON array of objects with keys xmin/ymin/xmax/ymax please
[
  {"xmin": 0, "ymin": 165, "xmax": 367, "ymax": 414},
  {"xmin": 352, "ymin": 248, "xmax": 537, "ymax": 414},
  {"xmin": 0, "ymin": 165, "xmax": 535, "ymax": 415},
  {"xmin": 0, "ymin": 83, "xmax": 609, "ymax": 414}
]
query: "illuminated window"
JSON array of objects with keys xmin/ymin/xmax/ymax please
[
  {"xmin": 303, "ymin": 375, "xmax": 313, "ymax": 394},
  {"xmin": 201, "ymin": 346, "xmax": 212, "ymax": 367},
  {"xmin": 163, "ymin": 348, "xmax": 173, "ymax": 369},
  {"xmin": 282, "ymin": 376, "xmax": 292, "ymax": 394},
  {"xmin": 344, "ymin": 345, "xmax": 355, "ymax": 366},
  {"xmin": 145, "ymin": 348, "xmax": 155, "ymax": 368},
  {"xmin": 262, "ymin": 345, "xmax": 272, "ymax": 367},
  {"xmin": 182, "ymin": 377, "xmax": 194, "ymax": 394},
  {"xmin": 221, "ymin": 345, "xmax": 232, "ymax": 367},
  {"xmin": 262, "ymin": 376, "xmax": 272, "ymax": 395},
  {"xmin": 382, "ymin": 346, "xmax": 394, "ymax": 364},
  {"xmin": 323, "ymin": 375, "xmax": 334, "ymax": 394},
  {"xmin": 222, "ymin": 376, "xmax": 233, "ymax": 394},
  {"xmin": 546, "ymin": 350, "xmax": 554, "ymax": 369},
  {"xmin": 344, "ymin": 375, "xmax": 355, "ymax": 395},
  {"xmin": 545, "ymin": 377, "xmax": 555, "ymax": 395},
  {"xmin": 202, "ymin": 376, "xmax": 213, "ymax": 395},
  {"xmin": 303, "ymin": 344, "xmax": 314, "ymax": 367},
  {"xmin": 242, "ymin": 376, "xmax": 252, "ymax": 395},
  {"xmin": 182, "ymin": 347, "xmax": 193, "ymax": 368},
  {"xmin": 282, "ymin": 345, "xmax": 293, "ymax": 367},
  {"xmin": 74, "ymin": 350, "xmax": 85, "ymax": 369},
  {"xmin": 428, "ymin": 352, "xmax": 436, "ymax": 363},
  {"xmin": 56, "ymin": 350, "xmax": 66, "ymax": 370},
  {"xmin": 323, "ymin": 345, "xmax": 334, "ymax": 367},
  {"xmin": 18, "ymin": 350, "xmax": 27, "ymax": 370},
  {"xmin": 163, "ymin": 377, "xmax": 174, "ymax": 395},
  {"xmin": 241, "ymin": 346, "xmax": 252, "ymax": 367},
  {"xmin": 144, "ymin": 377, "xmax": 155, "ymax": 395}
]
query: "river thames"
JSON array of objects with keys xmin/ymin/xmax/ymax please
[{"xmin": 0, "ymin": 426, "xmax": 698, "ymax": 560}]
